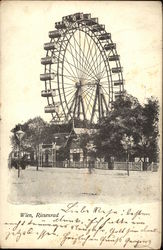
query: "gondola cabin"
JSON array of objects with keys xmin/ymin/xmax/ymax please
[
  {"xmin": 112, "ymin": 67, "xmax": 122, "ymax": 74},
  {"xmin": 114, "ymin": 91, "xmax": 124, "ymax": 100},
  {"xmin": 41, "ymin": 89, "xmax": 56, "ymax": 97},
  {"xmin": 55, "ymin": 21, "xmax": 67, "ymax": 29},
  {"xmin": 113, "ymin": 80, "xmax": 123, "ymax": 86},
  {"xmin": 44, "ymin": 42, "xmax": 58, "ymax": 51},
  {"xmin": 83, "ymin": 13, "xmax": 91, "ymax": 19},
  {"xmin": 40, "ymin": 73, "xmax": 55, "ymax": 81},
  {"xmin": 85, "ymin": 17, "xmax": 98, "ymax": 26},
  {"xmin": 62, "ymin": 14, "xmax": 76, "ymax": 22},
  {"xmin": 41, "ymin": 57, "xmax": 55, "ymax": 65},
  {"xmin": 62, "ymin": 13, "xmax": 83, "ymax": 22},
  {"xmin": 108, "ymin": 55, "xmax": 120, "ymax": 61},
  {"xmin": 44, "ymin": 103, "xmax": 59, "ymax": 113},
  {"xmin": 74, "ymin": 12, "xmax": 84, "ymax": 20},
  {"xmin": 49, "ymin": 30, "xmax": 61, "ymax": 39},
  {"xmin": 104, "ymin": 43, "xmax": 116, "ymax": 50},
  {"xmin": 99, "ymin": 33, "xmax": 111, "ymax": 40},
  {"xmin": 92, "ymin": 24, "xmax": 105, "ymax": 32}
]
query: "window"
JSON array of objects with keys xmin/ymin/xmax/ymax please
[{"xmin": 73, "ymin": 153, "xmax": 80, "ymax": 162}]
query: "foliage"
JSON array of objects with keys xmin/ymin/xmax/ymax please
[
  {"xmin": 10, "ymin": 95, "xmax": 160, "ymax": 163},
  {"xmin": 93, "ymin": 93, "xmax": 140, "ymax": 160},
  {"xmin": 93, "ymin": 93, "xmax": 159, "ymax": 162},
  {"xmin": 79, "ymin": 133, "xmax": 90, "ymax": 158},
  {"xmin": 11, "ymin": 117, "xmax": 72, "ymax": 150},
  {"xmin": 11, "ymin": 117, "xmax": 47, "ymax": 151},
  {"xmin": 135, "ymin": 97, "xmax": 159, "ymax": 162},
  {"xmin": 57, "ymin": 146, "xmax": 70, "ymax": 161}
]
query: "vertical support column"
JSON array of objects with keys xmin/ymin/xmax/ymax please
[
  {"xmin": 90, "ymin": 85, "xmax": 98, "ymax": 123},
  {"xmin": 80, "ymin": 150, "xmax": 84, "ymax": 162},
  {"xmin": 41, "ymin": 143, "xmax": 43, "ymax": 168},
  {"xmin": 52, "ymin": 143, "xmax": 56, "ymax": 168},
  {"xmin": 52, "ymin": 143, "xmax": 54, "ymax": 168},
  {"xmin": 18, "ymin": 141, "xmax": 21, "ymax": 178},
  {"xmin": 38, "ymin": 144, "xmax": 41, "ymax": 169},
  {"xmin": 70, "ymin": 149, "xmax": 73, "ymax": 162},
  {"xmin": 97, "ymin": 84, "xmax": 101, "ymax": 121},
  {"xmin": 126, "ymin": 149, "xmax": 129, "ymax": 176},
  {"xmin": 140, "ymin": 161, "xmax": 143, "ymax": 171}
]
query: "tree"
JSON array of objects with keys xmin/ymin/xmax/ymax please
[
  {"xmin": 10, "ymin": 123, "xmax": 23, "ymax": 150},
  {"xmin": 135, "ymin": 97, "xmax": 159, "ymax": 163},
  {"xmin": 40, "ymin": 122, "xmax": 72, "ymax": 144},
  {"xmin": 10, "ymin": 117, "xmax": 74, "ymax": 166},
  {"xmin": 24, "ymin": 117, "xmax": 47, "ymax": 148},
  {"xmin": 57, "ymin": 146, "xmax": 70, "ymax": 161},
  {"xmin": 11, "ymin": 117, "xmax": 72, "ymax": 150},
  {"xmin": 11, "ymin": 117, "xmax": 47, "ymax": 162},
  {"xmin": 93, "ymin": 93, "xmax": 144, "ymax": 161},
  {"xmin": 79, "ymin": 133, "xmax": 90, "ymax": 160},
  {"xmin": 10, "ymin": 95, "xmax": 159, "ymax": 166},
  {"xmin": 93, "ymin": 93, "xmax": 160, "ymax": 165}
]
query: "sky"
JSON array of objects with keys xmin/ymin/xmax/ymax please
[{"xmin": 0, "ymin": 1, "xmax": 162, "ymax": 152}]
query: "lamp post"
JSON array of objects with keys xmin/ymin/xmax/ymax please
[
  {"xmin": 54, "ymin": 136, "xmax": 58, "ymax": 167},
  {"xmin": 121, "ymin": 134, "xmax": 134, "ymax": 176},
  {"xmin": 37, "ymin": 127, "xmax": 42, "ymax": 171},
  {"xmin": 15, "ymin": 128, "xmax": 25, "ymax": 178}
]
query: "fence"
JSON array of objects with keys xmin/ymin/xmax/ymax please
[
  {"xmin": 41, "ymin": 160, "xmax": 159, "ymax": 171},
  {"xmin": 113, "ymin": 162, "xmax": 142, "ymax": 171}
]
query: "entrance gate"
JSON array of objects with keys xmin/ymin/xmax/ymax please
[{"xmin": 38, "ymin": 143, "xmax": 56, "ymax": 167}]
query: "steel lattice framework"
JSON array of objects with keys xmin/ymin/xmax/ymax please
[{"xmin": 40, "ymin": 13, "xmax": 124, "ymax": 124}]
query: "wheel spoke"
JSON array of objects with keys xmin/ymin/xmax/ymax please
[
  {"xmin": 41, "ymin": 16, "xmax": 123, "ymax": 124},
  {"xmin": 83, "ymin": 87, "xmax": 96, "ymax": 117},
  {"xmin": 84, "ymin": 32, "xmax": 100, "ymax": 79},
  {"xmin": 63, "ymin": 34, "xmax": 94, "ymax": 81},
  {"xmin": 72, "ymin": 30, "xmax": 97, "ymax": 81}
]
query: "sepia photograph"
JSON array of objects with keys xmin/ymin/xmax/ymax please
[{"xmin": 0, "ymin": 1, "xmax": 162, "ymax": 249}]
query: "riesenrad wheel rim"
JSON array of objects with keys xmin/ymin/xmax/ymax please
[{"xmin": 41, "ymin": 13, "xmax": 124, "ymax": 124}]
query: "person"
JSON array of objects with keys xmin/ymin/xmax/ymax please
[
  {"xmin": 88, "ymin": 160, "xmax": 91, "ymax": 173},
  {"xmin": 88, "ymin": 160, "xmax": 94, "ymax": 174},
  {"xmin": 65, "ymin": 160, "xmax": 68, "ymax": 168}
]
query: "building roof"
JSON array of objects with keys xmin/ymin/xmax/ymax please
[
  {"xmin": 70, "ymin": 139, "xmax": 81, "ymax": 149},
  {"xmin": 53, "ymin": 132, "xmax": 70, "ymax": 147},
  {"xmin": 73, "ymin": 128, "xmax": 97, "ymax": 135}
]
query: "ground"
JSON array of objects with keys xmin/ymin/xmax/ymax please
[{"xmin": 8, "ymin": 166, "xmax": 160, "ymax": 205}]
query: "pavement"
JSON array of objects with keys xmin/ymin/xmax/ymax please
[{"xmin": 8, "ymin": 166, "xmax": 161, "ymax": 205}]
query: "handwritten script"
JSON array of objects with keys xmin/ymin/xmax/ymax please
[{"xmin": 3, "ymin": 202, "xmax": 160, "ymax": 248}]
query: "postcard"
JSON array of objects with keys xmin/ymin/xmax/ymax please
[{"xmin": 0, "ymin": 1, "xmax": 162, "ymax": 249}]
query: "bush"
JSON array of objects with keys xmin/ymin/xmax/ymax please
[{"xmin": 11, "ymin": 155, "xmax": 29, "ymax": 169}]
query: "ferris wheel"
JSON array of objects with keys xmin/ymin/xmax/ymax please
[{"xmin": 40, "ymin": 13, "xmax": 124, "ymax": 124}]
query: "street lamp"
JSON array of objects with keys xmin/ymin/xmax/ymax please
[
  {"xmin": 121, "ymin": 134, "xmax": 134, "ymax": 176},
  {"xmin": 54, "ymin": 136, "xmax": 59, "ymax": 167},
  {"xmin": 15, "ymin": 128, "xmax": 25, "ymax": 178}
]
